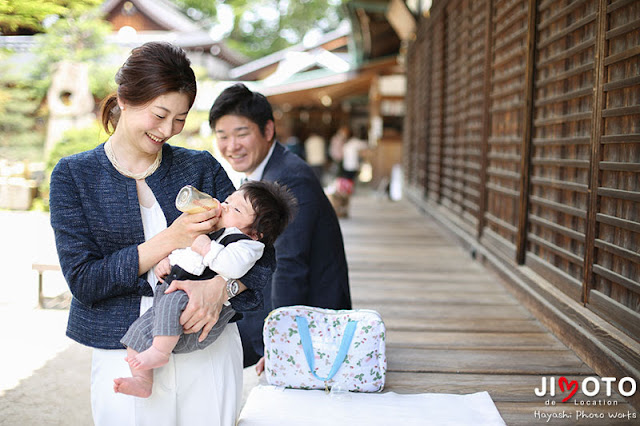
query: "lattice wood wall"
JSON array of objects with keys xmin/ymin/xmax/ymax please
[{"xmin": 404, "ymin": 0, "xmax": 640, "ymax": 343}]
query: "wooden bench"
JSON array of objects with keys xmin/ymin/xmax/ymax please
[{"xmin": 32, "ymin": 262, "xmax": 62, "ymax": 308}]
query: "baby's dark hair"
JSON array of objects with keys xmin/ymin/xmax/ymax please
[{"xmin": 240, "ymin": 181, "xmax": 297, "ymax": 246}]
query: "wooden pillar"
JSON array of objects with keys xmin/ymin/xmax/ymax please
[
  {"xmin": 477, "ymin": 0, "xmax": 494, "ymax": 239},
  {"xmin": 515, "ymin": 0, "xmax": 539, "ymax": 265},
  {"xmin": 422, "ymin": 22, "xmax": 432, "ymax": 198},
  {"xmin": 436, "ymin": 9, "xmax": 447, "ymax": 204},
  {"xmin": 369, "ymin": 74, "xmax": 381, "ymax": 121},
  {"xmin": 582, "ymin": 0, "xmax": 607, "ymax": 306}
]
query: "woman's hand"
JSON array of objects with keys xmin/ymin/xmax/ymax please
[
  {"xmin": 167, "ymin": 209, "xmax": 220, "ymax": 249},
  {"xmin": 138, "ymin": 208, "xmax": 221, "ymax": 277},
  {"xmin": 164, "ymin": 275, "xmax": 227, "ymax": 341},
  {"xmin": 138, "ymin": 209, "xmax": 219, "ymax": 276}
]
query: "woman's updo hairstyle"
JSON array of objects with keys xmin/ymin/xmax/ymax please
[{"xmin": 100, "ymin": 42, "xmax": 197, "ymax": 134}]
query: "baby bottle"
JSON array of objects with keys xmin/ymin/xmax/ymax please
[{"xmin": 175, "ymin": 185, "xmax": 220, "ymax": 214}]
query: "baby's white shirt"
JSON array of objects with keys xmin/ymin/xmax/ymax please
[{"xmin": 168, "ymin": 227, "xmax": 264, "ymax": 279}]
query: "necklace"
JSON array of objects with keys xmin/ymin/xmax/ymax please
[{"xmin": 104, "ymin": 138, "xmax": 162, "ymax": 180}]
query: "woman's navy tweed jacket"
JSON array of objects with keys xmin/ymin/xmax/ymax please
[{"xmin": 50, "ymin": 143, "xmax": 274, "ymax": 349}]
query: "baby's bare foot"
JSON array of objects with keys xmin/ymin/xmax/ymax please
[
  {"xmin": 114, "ymin": 377, "xmax": 152, "ymax": 398},
  {"xmin": 128, "ymin": 345, "xmax": 170, "ymax": 370}
]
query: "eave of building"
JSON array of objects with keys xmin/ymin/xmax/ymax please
[
  {"xmin": 256, "ymin": 55, "xmax": 401, "ymax": 108},
  {"xmin": 0, "ymin": 30, "xmax": 248, "ymax": 69},
  {"xmin": 160, "ymin": 31, "xmax": 249, "ymax": 66},
  {"xmin": 228, "ymin": 21, "xmax": 352, "ymax": 81},
  {"xmin": 101, "ymin": 0, "xmax": 201, "ymax": 32},
  {"xmin": 345, "ymin": 0, "xmax": 409, "ymax": 65}
]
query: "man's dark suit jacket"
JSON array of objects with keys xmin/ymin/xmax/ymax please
[{"xmin": 237, "ymin": 141, "xmax": 352, "ymax": 366}]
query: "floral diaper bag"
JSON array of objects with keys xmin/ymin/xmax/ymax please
[{"xmin": 263, "ymin": 305, "xmax": 386, "ymax": 392}]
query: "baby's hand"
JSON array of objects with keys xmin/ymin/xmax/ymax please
[
  {"xmin": 154, "ymin": 258, "xmax": 172, "ymax": 282},
  {"xmin": 191, "ymin": 234, "xmax": 212, "ymax": 257}
]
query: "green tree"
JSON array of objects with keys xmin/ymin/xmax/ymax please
[
  {"xmin": 0, "ymin": 3, "xmax": 114, "ymax": 163},
  {"xmin": 174, "ymin": 0, "xmax": 345, "ymax": 59},
  {"xmin": 0, "ymin": 51, "xmax": 45, "ymax": 161},
  {"xmin": 0, "ymin": 0, "xmax": 102, "ymax": 34},
  {"xmin": 45, "ymin": 123, "xmax": 104, "ymax": 174},
  {"xmin": 31, "ymin": 9, "xmax": 115, "ymax": 98},
  {"xmin": 38, "ymin": 122, "xmax": 104, "ymax": 209}
]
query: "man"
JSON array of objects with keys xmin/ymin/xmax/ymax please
[{"xmin": 209, "ymin": 84, "xmax": 352, "ymax": 370}]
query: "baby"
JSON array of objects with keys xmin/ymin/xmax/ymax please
[{"xmin": 114, "ymin": 180, "xmax": 297, "ymax": 398}]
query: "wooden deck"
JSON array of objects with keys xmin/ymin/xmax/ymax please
[{"xmin": 341, "ymin": 192, "xmax": 638, "ymax": 425}]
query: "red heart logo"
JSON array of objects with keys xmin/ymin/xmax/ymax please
[{"xmin": 559, "ymin": 376, "xmax": 578, "ymax": 402}]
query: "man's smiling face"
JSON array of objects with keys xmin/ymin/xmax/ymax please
[{"xmin": 214, "ymin": 115, "xmax": 274, "ymax": 175}]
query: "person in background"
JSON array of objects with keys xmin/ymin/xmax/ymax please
[
  {"xmin": 329, "ymin": 125, "xmax": 349, "ymax": 177},
  {"xmin": 284, "ymin": 134, "xmax": 305, "ymax": 160},
  {"xmin": 304, "ymin": 132, "xmax": 326, "ymax": 184},
  {"xmin": 49, "ymin": 42, "xmax": 273, "ymax": 425},
  {"xmin": 209, "ymin": 83, "xmax": 352, "ymax": 372},
  {"xmin": 333, "ymin": 126, "xmax": 369, "ymax": 218},
  {"xmin": 341, "ymin": 126, "xmax": 369, "ymax": 182}
]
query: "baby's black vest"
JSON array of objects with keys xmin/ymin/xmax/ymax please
[{"xmin": 164, "ymin": 228, "xmax": 252, "ymax": 282}]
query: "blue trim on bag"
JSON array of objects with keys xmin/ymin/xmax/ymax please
[{"xmin": 295, "ymin": 316, "xmax": 358, "ymax": 383}]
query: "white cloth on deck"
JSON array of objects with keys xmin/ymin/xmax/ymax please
[{"xmin": 238, "ymin": 385, "xmax": 506, "ymax": 426}]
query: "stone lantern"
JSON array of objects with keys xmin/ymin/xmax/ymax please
[{"xmin": 45, "ymin": 61, "xmax": 96, "ymax": 154}]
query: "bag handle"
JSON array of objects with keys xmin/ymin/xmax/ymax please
[{"xmin": 295, "ymin": 316, "xmax": 358, "ymax": 385}]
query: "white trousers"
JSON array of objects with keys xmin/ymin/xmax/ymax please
[{"xmin": 91, "ymin": 322, "xmax": 243, "ymax": 426}]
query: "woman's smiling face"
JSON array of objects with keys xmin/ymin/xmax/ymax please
[{"xmin": 119, "ymin": 92, "xmax": 190, "ymax": 155}]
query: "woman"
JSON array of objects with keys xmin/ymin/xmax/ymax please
[{"xmin": 49, "ymin": 42, "xmax": 273, "ymax": 425}]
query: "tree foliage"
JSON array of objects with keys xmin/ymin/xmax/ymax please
[
  {"xmin": 30, "ymin": 9, "xmax": 115, "ymax": 98},
  {"xmin": 0, "ymin": 2, "xmax": 113, "ymax": 162},
  {"xmin": 38, "ymin": 122, "xmax": 104, "ymax": 209},
  {"xmin": 174, "ymin": 0, "xmax": 345, "ymax": 59},
  {"xmin": 0, "ymin": 50, "xmax": 45, "ymax": 161},
  {"xmin": 45, "ymin": 123, "xmax": 104, "ymax": 174},
  {"xmin": 0, "ymin": 0, "xmax": 102, "ymax": 34}
]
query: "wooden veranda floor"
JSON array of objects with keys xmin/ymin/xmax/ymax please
[{"xmin": 340, "ymin": 192, "xmax": 638, "ymax": 426}]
